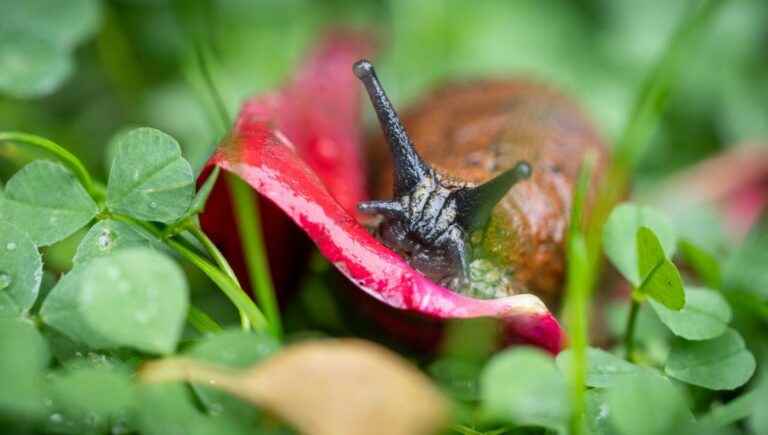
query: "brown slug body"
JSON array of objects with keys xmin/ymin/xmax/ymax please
[{"xmin": 356, "ymin": 61, "xmax": 606, "ymax": 302}]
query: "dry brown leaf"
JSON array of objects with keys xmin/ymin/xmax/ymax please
[{"xmin": 140, "ymin": 338, "xmax": 450, "ymax": 435}]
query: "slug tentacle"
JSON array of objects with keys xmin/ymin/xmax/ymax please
[
  {"xmin": 354, "ymin": 60, "xmax": 532, "ymax": 289},
  {"xmin": 453, "ymin": 161, "xmax": 532, "ymax": 232},
  {"xmin": 358, "ymin": 200, "xmax": 405, "ymax": 218},
  {"xmin": 353, "ymin": 59, "xmax": 431, "ymax": 196}
]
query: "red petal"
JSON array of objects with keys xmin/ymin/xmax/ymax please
[
  {"xmin": 236, "ymin": 31, "xmax": 372, "ymax": 213},
  {"xmin": 200, "ymin": 31, "xmax": 373, "ymax": 294},
  {"xmin": 209, "ymin": 117, "xmax": 565, "ymax": 354}
]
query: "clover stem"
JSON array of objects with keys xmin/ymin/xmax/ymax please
[
  {"xmin": 168, "ymin": 235, "xmax": 269, "ymax": 331},
  {"xmin": 188, "ymin": 225, "xmax": 251, "ymax": 330},
  {"xmin": 0, "ymin": 132, "xmax": 99, "ymax": 200},
  {"xmin": 623, "ymin": 298, "xmax": 641, "ymax": 362},
  {"xmin": 187, "ymin": 305, "xmax": 224, "ymax": 334},
  {"xmin": 227, "ymin": 174, "xmax": 282, "ymax": 339}
]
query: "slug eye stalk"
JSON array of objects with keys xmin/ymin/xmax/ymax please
[{"xmin": 353, "ymin": 59, "xmax": 431, "ymax": 196}]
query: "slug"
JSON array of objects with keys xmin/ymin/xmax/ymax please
[{"xmin": 354, "ymin": 60, "xmax": 606, "ymax": 302}]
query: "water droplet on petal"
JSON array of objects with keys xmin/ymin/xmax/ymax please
[
  {"xmin": 0, "ymin": 273, "xmax": 11, "ymax": 290},
  {"xmin": 6, "ymin": 242, "xmax": 17, "ymax": 251}
]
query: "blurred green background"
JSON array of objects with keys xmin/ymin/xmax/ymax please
[{"xmin": 2, "ymin": 0, "xmax": 766, "ymax": 178}]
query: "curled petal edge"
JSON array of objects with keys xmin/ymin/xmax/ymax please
[{"xmin": 208, "ymin": 117, "xmax": 565, "ymax": 354}]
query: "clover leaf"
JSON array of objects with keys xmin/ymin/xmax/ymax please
[
  {"xmin": 0, "ymin": 221, "xmax": 43, "ymax": 317},
  {"xmin": 665, "ymin": 329, "xmax": 756, "ymax": 391},
  {"xmin": 0, "ymin": 161, "xmax": 98, "ymax": 246},
  {"xmin": 106, "ymin": 128, "xmax": 194, "ymax": 223},
  {"xmin": 78, "ymin": 247, "xmax": 189, "ymax": 354},
  {"xmin": 650, "ymin": 287, "xmax": 731, "ymax": 340},
  {"xmin": 603, "ymin": 203, "xmax": 677, "ymax": 287}
]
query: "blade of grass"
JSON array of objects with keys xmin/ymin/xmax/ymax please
[
  {"xmin": 175, "ymin": 0, "xmax": 281, "ymax": 338},
  {"xmin": 188, "ymin": 224, "xmax": 252, "ymax": 330},
  {"xmin": 228, "ymin": 174, "xmax": 282, "ymax": 338},
  {"xmin": 563, "ymin": 154, "xmax": 596, "ymax": 435}
]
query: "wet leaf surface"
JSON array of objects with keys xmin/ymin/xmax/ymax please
[
  {"xmin": 79, "ymin": 248, "xmax": 189, "ymax": 354},
  {"xmin": 0, "ymin": 221, "xmax": 42, "ymax": 316},
  {"xmin": 481, "ymin": 347, "xmax": 569, "ymax": 430},
  {"xmin": 650, "ymin": 287, "xmax": 731, "ymax": 340},
  {"xmin": 107, "ymin": 128, "xmax": 194, "ymax": 223},
  {"xmin": 556, "ymin": 347, "xmax": 643, "ymax": 388},
  {"xmin": 665, "ymin": 328, "xmax": 756, "ymax": 390},
  {"xmin": 73, "ymin": 219, "xmax": 159, "ymax": 265},
  {"xmin": 0, "ymin": 161, "xmax": 98, "ymax": 246}
]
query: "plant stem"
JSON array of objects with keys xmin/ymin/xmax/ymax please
[
  {"xmin": 565, "ymin": 233, "xmax": 590, "ymax": 435},
  {"xmin": 187, "ymin": 305, "xmax": 223, "ymax": 334},
  {"xmin": 110, "ymin": 214, "xmax": 269, "ymax": 332},
  {"xmin": 166, "ymin": 235, "xmax": 269, "ymax": 332},
  {"xmin": 624, "ymin": 298, "xmax": 641, "ymax": 362},
  {"xmin": 193, "ymin": 43, "xmax": 230, "ymax": 133},
  {"xmin": 0, "ymin": 132, "xmax": 99, "ymax": 200},
  {"xmin": 188, "ymin": 225, "xmax": 251, "ymax": 330},
  {"xmin": 227, "ymin": 174, "xmax": 282, "ymax": 338}
]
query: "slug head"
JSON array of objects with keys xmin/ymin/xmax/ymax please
[{"xmin": 354, "ymin": 60, "xmax": 532, "ymax": 286}]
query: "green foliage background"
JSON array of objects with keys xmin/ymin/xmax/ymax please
[
  {"xmin": 1, "ymin": 1, "xmax": 768, "ymax": 434},
  {"xmin": 2, "ymin": 0, "xmax": 766, "ymax": 176}
]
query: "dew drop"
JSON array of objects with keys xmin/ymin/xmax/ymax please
[
  {"xmin": 6, "ymin": 242, "xmax": 17, "ymax": 251},
  {"xmin": 149, "ymin": 201, "xmax": 158, "ymax": 209},
  {"xmin": 0, "ymin": 273, "xmax": 11, "ymax": 290},
  {"xmin": 97, "ymin": 229, "xmax": 113, "ymax": 250},
  {"xmin": 49, "ymin": 413, "xmax": 64, "ymax": 424}
]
